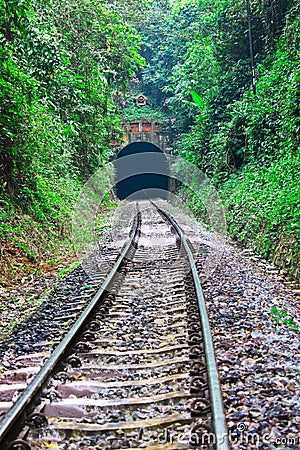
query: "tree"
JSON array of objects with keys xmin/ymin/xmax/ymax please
[{"xmin": 0, "ymin": 0, "xmax": 144, "ymax": 219}]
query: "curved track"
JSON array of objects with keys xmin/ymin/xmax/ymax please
[{"xmin": 0, "ymin": 202, "xmax": 228, "ymax": 450}]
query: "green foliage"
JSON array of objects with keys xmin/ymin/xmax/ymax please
[
  {"xmin": 221, "ymin": 149, "xmax": 300, "ymax": 263},
  {"xmin": 122, "ymin": 104, "xmax": 168, "ymax": 122},
  {"xmin": 138, "ymin": 0, "xmax": 297, "ymax": 173},
  {"xmin": 136, "ymin": 0, "xmax": 178, "ymax": 108},
  {"xmin": 270, "ymin": 307, "xmax": 299, "ymax": 333},
  {"xmin": 58, "ymin": 261, "xmax": 80, "ymax": 280},
  {"xmin": 189, "ymin": 90, "xmax": 204, "ymax": 109},
  {"xmin": 213, "ymin": 7, "xmax": 300, "ymax": 277},
  {"xmin": 0, "ymin": 0, "xmax": 145, "ymax": 232}
]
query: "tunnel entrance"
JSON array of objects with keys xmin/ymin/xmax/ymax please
[{"xmin": 115, "ymin": 142, "xmax": 170, "ymax": 200}]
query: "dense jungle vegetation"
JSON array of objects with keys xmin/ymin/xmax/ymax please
[{"xmin": 1, "ymin": 0, "xmax": 300, "ymax": 281}]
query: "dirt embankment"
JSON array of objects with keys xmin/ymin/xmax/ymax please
[{"xmin": 0, "ymin": 217, "xmax": 77, "ymax": 340}]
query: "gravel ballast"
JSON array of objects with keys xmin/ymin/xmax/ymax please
[{"xmin": 190, "ymin": 236, "xmax": 299, "ymax": 448}]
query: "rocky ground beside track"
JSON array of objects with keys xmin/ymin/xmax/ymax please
[{"xmin": 191, "ymin": 233, "xmax": 300, "ymax": 449}]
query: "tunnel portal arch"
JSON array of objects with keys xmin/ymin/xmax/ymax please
[{"xmin": 115, "ymin": 142, "xmax": 170, "ymax": 200}]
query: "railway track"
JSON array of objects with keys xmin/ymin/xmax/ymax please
[{"xmin": 0, "ymin": 202, "xmax": 228, "ymax": 450}]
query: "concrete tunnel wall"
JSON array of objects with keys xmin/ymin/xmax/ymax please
[{"xmin": 115, "ymin": 142, "xmax": 170, "ymax": 200}]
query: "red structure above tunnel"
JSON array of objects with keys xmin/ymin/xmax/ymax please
[{"xmin": 120, "ymin": 119, "xmax": 171, "ymax": 152}]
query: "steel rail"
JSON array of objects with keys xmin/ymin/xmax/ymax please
[
  {"xmin": 154, "ymin": 204, "xmax": 229, "ymax": 450},
  {"xmin": 0, "ymin": 210, "xmax": 141, "ymax": 448}
]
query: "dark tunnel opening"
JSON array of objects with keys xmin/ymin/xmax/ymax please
[{"xmin": 115, "ymin": 142, "xmax": 170, "ymax": 200}]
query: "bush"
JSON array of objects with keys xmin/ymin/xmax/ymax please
[{"xmin": 221, "ymin": 150, "xmax": 300, "ymax": 274}]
